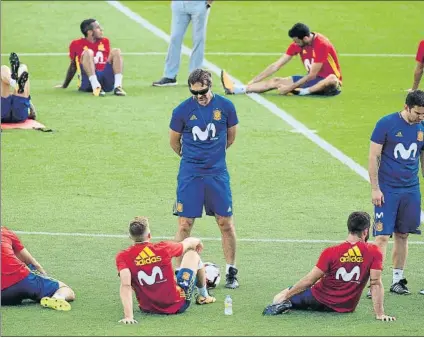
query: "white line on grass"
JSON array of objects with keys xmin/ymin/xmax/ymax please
[
  {"xmin": 106, "ymin": 1, "xmax": 424, "ymax": 223},
  {"xmin": 13, "ymin": 230, "xmax": 424, "ymax": 245},
  {"xmin": 0, "ymin": 52, "xmax": 415, "ymax": 57}
]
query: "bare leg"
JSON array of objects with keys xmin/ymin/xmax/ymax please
[
  {"xmin": 1, "ymin": 65, "xmax": 12, "ymax": 98},
  {"xmin": 216, "ymin": 215, "xmax": 236, "ymax": 265},
  {"xmin": 107, "ymin": 48, "xmax": 123, "ymax": 75},
  {"xmin": 374, "ymin": 235, "xmax": 390, "ymax": 260},
  {"xmin": 247, "ymin": 77, "xmax": 293, "ymax": 94},
  {"xmin": 392, "ymin": 233, "xmax": 408, "ymax": 280},
  {"xmin": 174, "ymin": 217, "xmax": 195, "ymax": 268},
  {"xmin": 53, "ymin": 281, "xmax": 76, "ymax": 302},
  {"xmin": 298, "ymin": 74, "xmax": 340, "ymax": 94},
  {"xmin": 81, "ymin": 49, "xmax": 96, "ymax": 77},
  {"xmin": 40, "ymin": 280, "xmax": 75, "ymax": 311}
]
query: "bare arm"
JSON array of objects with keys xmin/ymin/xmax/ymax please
[
  {"xmin": 370, "ymin": 269, "xmax": 395, "ymax": 321},
  {"xmin": 16, "ymin": 248, "xmax": 46, "ymax": 275},
  {"xmin": 169, "ymin": 129, "xmax": 182, "ymax": 157},
  {"xmin": 56, "ymin": 60, "xmax": 77, "ymax": 89},
  {"xmin": 273, "ymin": 267, "xmax": 324, "ymax": 304},
  {"xmin": 118, "ymin": 268, "xmax": 137, "ymax": 323},
  {"xmin": 285, "ymin": 62, "xmax": 323, "ymax": 92},
  {"xmin": 368, "ymin": 141, "xmax": 383, "ymax": 191},
  {"xmin": 412, "ymin": 62, "xmax": 424, "ymax": 91},
  {"xmin": 227, "ymin": 125, "xmax": 237, "ymax": 149},
  {"xmin": 249, "ymin": 54, "xmax": 293, "ymax": 84},
  {"xmin": 181, "ymin": 237, "xmax": 203, "ymax": 253}
]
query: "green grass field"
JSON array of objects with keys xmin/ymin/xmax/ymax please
[{"xmin": 1, "ymin": 1, "xmax": 424, "ymax": 336}]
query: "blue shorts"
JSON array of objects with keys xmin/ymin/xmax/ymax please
[
  {"xmin": 290, "ymin": 287, "xmax": 334, "ymax": 312},
  {"xmin": 79, "ymin": 62, "xmax": 114, "ymax": 92},
  {"xmin": 373, "ymin": 190, "xmax": 421, "ymax": 236},
  {"xmin": 175, "ymin": 268, "xmax": 197, "ymax": 314},
  {"xmin": 1, "ymin": 95, "xmax": 30, "ymax": 123},
  {"xmin": 1, "ymin": 272, "xmax": 60, "ymax": 305},
  {"xmin": 291, "ymin": 75, "xmax": 341, "ymax": 96},
  {"xmin": 173, "ymin": 171, "xmax": 233, "ymax": 218}
]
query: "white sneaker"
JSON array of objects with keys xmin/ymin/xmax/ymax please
[{"xmin": 419, "ymin": 290, "xmax": 424, "ymax": 295}]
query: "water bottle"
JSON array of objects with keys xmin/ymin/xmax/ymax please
[{"xmin": 224, "ymin": 295, "xmax": 233, "ymax": 315}]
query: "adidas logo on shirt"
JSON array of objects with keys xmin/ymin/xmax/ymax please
[
  {"xmin": 340, "ymin": 245, "xmax": 363, "ymax": 263},
  {"xmin": 190, "ymin": 115, "xmax": 197, "ymax": 120},
  {"xmin": 135, "ymin": 247, "xmax": 162, "ymax": 266},
  {"xmin": 395, "ymin": 131, "xmax": 403, "ymax": 137}
]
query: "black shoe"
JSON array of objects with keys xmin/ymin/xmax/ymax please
[
  {"xmin": 390, "ymin": 278, "xmax": 411, "ymax": 295},
  {"xmin": 263, "ymin": 300, "xmax": 292, "ymax": 315},
  {"xmin": 152, "ymin": 77, "xmax": 177, "ymax": 87},
  {"xmin": 9, "ymin": 52, "xmax": 20, "ymax": 80},
  {"xmin": 225, "ymin": 267, "xmax": 239, "ymax": 289},
  {"xmin": 114, "ymin": 86, "xmax": 126, "ymax": 96},
  {"xmin": 17, "ymin": 71, "xmax": 28, "ymax": 94}
]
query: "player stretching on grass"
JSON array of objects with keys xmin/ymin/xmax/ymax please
[
  {"xmin": 116, "ymin": 216, "xmax": 215, "ymax": 324},
  {"xmin": 1, "ymin": 226, "xmax": 75, "ymax": 310},
  {"xmin": 221, "ymin": 22, "xmax": 342, "ymax": 97},
  {"xmin": 263, "ymin": 212, "xmax": 395, "ymax": 322},
  {"xmin": 1, "ymin": 53, "xmax": 36, "ymax": 123},
  {"xmin": 56, "ymin": 19, "xmax": 126, "ymax": 96}
]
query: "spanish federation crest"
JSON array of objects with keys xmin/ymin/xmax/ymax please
[
  {"xmin": 375, "ymin": 221, "xmax": 383, "ymax": 232},
  {"xmin": 98, "ymin": 42, "xmax": 105, "ymax": 51},
  {"xmin": 417, "ymin": 131, "xmax": 423, "ymax": 142},
  {"xmin": 213, "ymin": 109, "xmax": 222, "ymax": 121}
]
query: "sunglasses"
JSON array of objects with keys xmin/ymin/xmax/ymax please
[{"xmin": 189, "ymin": 87, "xmax": 210, "ymax": 96}]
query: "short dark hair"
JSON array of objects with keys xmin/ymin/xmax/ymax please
[
  {"xmin": 129, "ymin": 216, "xmax": 149, "ymax": 239},
  {"xmin": 288, "ymin": 23, "xmax": 311, "ymax": 39},
  {"xmin": 188, "ymin": 69, "xmax": 212, "ymax": 87},
  {"xmin": 405, "ymin": 89, "xmax": 424, "ymax": 109},
  {"xmin": 80, "ymin": 19, "xmax": 97, "ymax": 37},
  {"xmin": 347, "ymin": 212, "xmax": 371, "ymax": 236}
]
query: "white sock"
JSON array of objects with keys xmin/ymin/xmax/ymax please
[
  {"xmin": 226, "ymin": 264, "xmax": 236, "ymax": 274},
  {"xmin": 233, "ymin": 86, "xmax": 246, "ymax": 95},
  {"xmin": 114, "ymin": 73, "xmax": 123, "ymax": 88},
  {"xmin": 9, "ymin": 79, "xmax": 17, "ymax": 88},
  {"xmin": 197, "ymin": 285, "xmax": 209, "ymax": 297},
  {"xmin": 392, "ymin": 269, "xmax": 403, "ymax": 284},
  {"xmin": 89, "ymin": 75, "xmax": 101, "ymax": 89},
  {"xmin": 298, "ymin": 88, "xmax": 311, "ymax": 96},
  {"xmin": 52, "ymin": 294, "xmax": 66, "ymax": 300}
]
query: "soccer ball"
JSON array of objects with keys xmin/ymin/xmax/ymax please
[{"xmin": 204, "ymin": 262, "xmax": 221, "ymax": 289}]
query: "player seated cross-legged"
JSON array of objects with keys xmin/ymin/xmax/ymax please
[
  {"xmin": 221, "ymin": 22, "xmax": 342, "ymax": 97},
  {"xmin": 116, "ymin": 216, "xmax": 216, "ymax": 324},
  {"xmin": 1, "ymin": 53, "xmax": 36, "ymax": 123},
  {"xmin": 55, "ymin": 19, "xmax": 126, "ymax": 97},
  {"xmin": 263, "ymin": 212, "xmax": 396, "ymax": 322},
  {"xmin": 1, "ymin": 226, "xmax": 75, "ymax": 311}
]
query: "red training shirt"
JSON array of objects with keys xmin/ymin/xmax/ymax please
[
  {"xmin": 311, "ymin": 241, "xmax": 383, "ymax": 313},
  {"xmin": 1, "ymin": 227, "xmax": 30, "ymax": 290},
  {"xmin": 286, "ymin": 33, "xmax": 342, "ymax": 82},
  {"xmin": 116, "ymin": 241, "xmax": 185, "ymax": 314}
]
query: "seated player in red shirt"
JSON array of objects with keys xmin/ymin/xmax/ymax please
[
  {"xmin": 55, "ymin": 19, "xmax": 126, "ymax": 97},
  {"xmin": 1, "ymin": 226, "xmax": 75, "ymax": 311},
  {"xmin": 116, "ymin": 216, "xmax": 216, "ymax": 324},
  {"xmin": 263, "ymin": 212, "xmax": 396, "ymax": 322},
  {"xmin": 408, "ymin": 40, "xmax": 424, "ymax": 92},
  {"xmin": 221, "ymin": 23, "xmax": 342, "ymax": 97}
]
